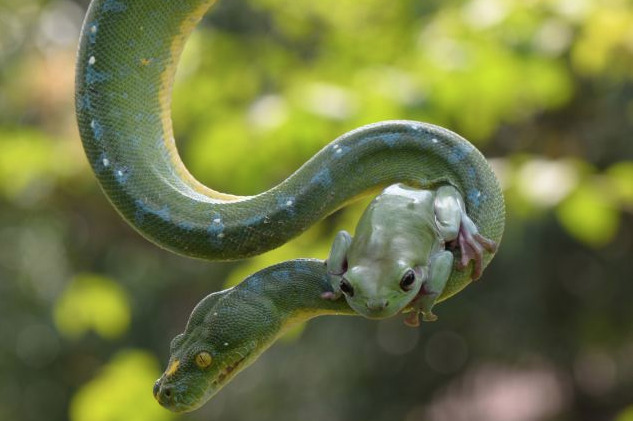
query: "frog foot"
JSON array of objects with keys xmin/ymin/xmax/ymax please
[
  {"xmin": 320, "ymin": 291, "xmax": 341, "ymax": 301},
  {"xmin": 455, "ymin": 223, "xmax": 497, "ymax": 280},
  {"xmin": 403, "ymin": 311, "xmax": 420, "ymax": 327},
  {"xmin": 422, "ymin": 311, "xmax": 438, "ymax": 322},
  {"xmin": 321, "ymin": 269, "xmax": 344, "ymax": 301},
  {"xmin": 403, "ymin": 309, "xmax": 438, "ymax": 327}
]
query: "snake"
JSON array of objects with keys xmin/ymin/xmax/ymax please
[{"xmin": 75, "ymin": 0, "xmax": 505, "ymax": 413}]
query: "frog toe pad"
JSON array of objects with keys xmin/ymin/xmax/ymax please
[{"xmin": 456, "ymin": 224, "xmax": 497, "ymax": 280}]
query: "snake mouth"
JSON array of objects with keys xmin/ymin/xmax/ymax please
[
  {"xmin": 154, "ymin": 355, "xmax": 248, "ymax": 413},
  {"xmin": 212, "ymin": 355, "xmax": 247, "ymax": 387}
]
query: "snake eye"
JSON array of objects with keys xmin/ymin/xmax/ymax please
[
  {"xmin": 194, "ymin": 351, "xmax": 213, "ymax": 369},
  {"xmin": 339, "ymin": 279, "xmax": 354, "ymax": 297},
  {"xmin": 400, "ymin": 270, "xmax": 416, "ymax": 291}
]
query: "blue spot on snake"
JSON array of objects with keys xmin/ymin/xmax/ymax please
[
  {"xmin": 155, "ymin": 206, "xmax": 170, "ymax": 221},
  {"xmin": 85, "ymin": 67, "xmax": 110, "ymax": 84},
  {"xmin": 382, "ymin": 133, "xmax": 400, "ymax": 147},
  {"xmin": 87, "ymin": 21, "xmax": 98, "ymax": 44},
  {"xmin": 134, "ymin": 201, "xmax": 147, "ymax": 224},
  {"xmin": 90, "ymin": 119, "xmax": 104, "ymax": 141},
  {"xmin": 467, "ymin": 189, "xmax": 484, "ymax": 208},
  {"xmin": 95, "ymin": 152, "xmax": 109, "ymax": 173},
  {"xmin": 339, "ymin": 146, "xmax": 351, "ymax": 156},
  {"xmin": 311, "ymin": 168, "xmax": 332, "ymax": 188},
  {"xmin": 244, "ymin": 214, "xmax": 265, "ymax": 228},
  {"xmin": 245, "ymin": 274, "xmax": 265, "ymax": 294},
  {"xmin": 135, "ymin": 200, "xmax": 171, "ymax": 224},
  {"xmin": 332, "ymin": 144, "xmax": 351, "ymax": 159},
  {"xmin": 276, "ymin": 195, "xmax": 296, "ymax": 215},
  {"xmin": 78, "ymin": 93, "xmax": 92, "ymax": 112},
  {"xmin": 114, "ymin": 166, "xmax": 130, "ymax": 184},
  {"xmin": 102, "ymin": 0, "xmax": 127, "ymax": 13},
  {"xmin": 274, "ymin": 270, "xmax": 292, "ymax": 282},
  {"xmin": 407, "ymin": 123, "xmax": 422, "ymax": 133},
  {"xmin": 358, "ymin": 134, "xmax": 380, "ymax": 148},
  {"xmin": 207, "ymin": 213, "xmax": 225, "ymax": 245},
  {"xmin": 448, "ymin": 145, "xmax": 471, "ymax": 164},
  {"xmin": 178, "ymin": 219, "xmax": 196, "ymax": 231}
]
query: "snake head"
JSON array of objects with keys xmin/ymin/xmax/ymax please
[{"xmin": 152, "ymin": 290, "xmax": 265, "ymax": 412}]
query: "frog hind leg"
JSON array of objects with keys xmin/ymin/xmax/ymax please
[
  {"xmin": 456, "ymin": 215, "xmax": 497, "ymax": 280},
  {"xmin": 434, "ymin": 185, "xmax": 496, "ymax": 281},
  {"xmin": 322, "ymin": 230, "xmax": 352, "ymax": 300},
  {"xmin": 417, "ymin": 250, "xmax": 453, "ymax": 323}
]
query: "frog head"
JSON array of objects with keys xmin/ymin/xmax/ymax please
[{"xmin": 338, "ymin": 260, "xmax": 427, "ymax": 319}]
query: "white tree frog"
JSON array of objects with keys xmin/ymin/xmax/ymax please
[{"xmin": 322, "ymin": 183, "xmax": 496, "ymax": 327}]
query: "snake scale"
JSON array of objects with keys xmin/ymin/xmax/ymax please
[{"xmin": 75, "ymin": 0, "xmax": 505, "ymax": 412}]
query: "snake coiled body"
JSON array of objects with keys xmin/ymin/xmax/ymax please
[{"xmin": 76, "ymin": 0, "xmax": 505, "ymax": 412}]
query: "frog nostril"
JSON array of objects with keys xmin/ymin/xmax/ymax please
[
  {"xmin": 366, "ymin": 299, "xmax": 389, "ymax": 310},
  {"xmin": 163, "ymin": 387, "xmax": 172, "ymax": 398}
]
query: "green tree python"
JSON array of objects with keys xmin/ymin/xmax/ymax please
[{"xmin": 75, "ymin": 0, "xmax": 505, "ymax": 413}]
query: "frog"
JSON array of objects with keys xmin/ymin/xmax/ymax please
[{"xmin": 322, "ymin": 183, "xmax": 496, "ymax": 327}]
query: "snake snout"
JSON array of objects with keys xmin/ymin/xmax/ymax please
[
  {"xmin": 153, "ymin": 379, "xmax": 160, "ymax": 398},
  {"xmin": 153, "ymin": 378, "xmax": 175, "ymax": 407}
]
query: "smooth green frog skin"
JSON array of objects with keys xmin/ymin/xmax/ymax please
[
  {"xmin": 153, "ymin": 259, "xmax": 355, "ymax": 413},
  {"xmin": 324, "ymin": 183, "xmax": 496, "ymax": 326}
]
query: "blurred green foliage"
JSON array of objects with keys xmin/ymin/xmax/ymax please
[
  {"xmin": 0, "ymin": 0, "xmax": 632, "ymax": 420},
  {"xmin": 70, "ymin": 350, "xmax": 174, "ymax": 421},
  {"xmin": 54, "ymin": 274, "xmax": 130, "ymax": 340},
  {"xmin": 619, "ymin": 406, "xmax": 633, "ymax": 421}
]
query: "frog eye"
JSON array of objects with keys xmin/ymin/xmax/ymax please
[
  {"xmin": 339, "ymin": 279, "xmax": 354, "ymax": 297},
  {"xmin": 399, "ymin": 270, "xmax": 416, "ymax": 291},
  {"xmin": 194, "ymin": 351, "xmax": 213, "ymax": 369}
]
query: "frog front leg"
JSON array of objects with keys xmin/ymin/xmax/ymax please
[
  {"xmin": 321, "ymin": 230, "xmax": 352, "ymax": 300},
  {"xmin": 434, "ymin": 185, "xmax": 497, "ymax": 280},
  {"xmin": 404, "ymin": 250, "xmax": 453, "ymax": 327}
]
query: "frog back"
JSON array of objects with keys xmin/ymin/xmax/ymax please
[{"xmin": 348, "ymin": 184, "xmax": 442, "ymax": 265}]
